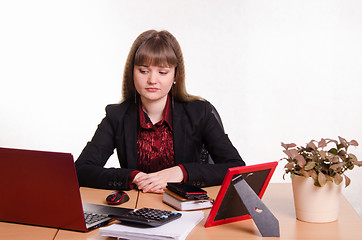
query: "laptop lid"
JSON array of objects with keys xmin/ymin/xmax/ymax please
[
  {"xmin": 0, "ymin": 147, "xmax": 108, "ymax": 232},
  {"xmin": 204, "ymin": 161, "xmax": 278, "ymax": 228}
]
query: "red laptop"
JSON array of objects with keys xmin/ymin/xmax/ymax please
[{"xmin": 0, "ymin": 147, "xmax": 130, "ymax": 231}]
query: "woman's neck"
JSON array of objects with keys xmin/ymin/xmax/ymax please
[{"xmin": 140, "ymin": 96, "xmax": 167, "ymax": 124}]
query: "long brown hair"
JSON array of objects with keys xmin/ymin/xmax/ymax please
[{"xmin": 121, "ymin": 30, "xmax": 201, "ymax": 102}]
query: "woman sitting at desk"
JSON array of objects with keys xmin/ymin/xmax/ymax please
[{"xmin": 75, "ymin": 30, "xmax": 244, "ymax": 193}]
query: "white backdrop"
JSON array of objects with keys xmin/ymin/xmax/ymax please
[{"xmin": 1, "ymin": 0, "xmax": 361, "ymax": 217}]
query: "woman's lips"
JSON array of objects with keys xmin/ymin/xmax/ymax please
[{"xmin": 146, "ymin": 88, "xmax": 159, "ymax": 92}]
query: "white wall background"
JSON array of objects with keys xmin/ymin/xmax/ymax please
[{"xmin": 1, "ymin": 0, "xmax": 361, "ymax": 217}]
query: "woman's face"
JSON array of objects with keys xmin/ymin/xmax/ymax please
[{"xmin": 133, "ymin": 64, "xmax": 175, "ymax": 105}]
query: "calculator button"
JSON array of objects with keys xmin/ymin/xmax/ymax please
[{"xmin": 112, "ymin": 208, "xmax": 182, "ymax": 227}]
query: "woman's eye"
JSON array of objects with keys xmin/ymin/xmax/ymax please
[
  {"xmin": 159, "ymin": 71, "xmax": 168, "ymax": 75},
  {"xmin": 139, "ymin": 69, "xmax": 148, "ymax": 74}
]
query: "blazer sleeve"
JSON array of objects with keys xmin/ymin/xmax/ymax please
[
  {"xmin": 180, "ymin": 101, "xmax": 245, "ymax": 187},
  {"xmin": 75, "ymin": 104, "xmax": 136, "ymax": 190}
]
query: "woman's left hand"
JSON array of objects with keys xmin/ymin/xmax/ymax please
[{"xmin": 134, "ymin": 166, "xmax": 184, "ymax": 193}]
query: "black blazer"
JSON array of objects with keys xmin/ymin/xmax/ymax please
[{"xmin": 75, "ymin": 99, "xmax": 244, "ymax": 190}]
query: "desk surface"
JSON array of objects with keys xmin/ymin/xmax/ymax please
[
  {"xmin": 1, "ymin": 183, "xmax": 362, "ymax": 240},
  {"xmin": 137, "ymin": 183, "xmax": 362, "ymax": 240}
]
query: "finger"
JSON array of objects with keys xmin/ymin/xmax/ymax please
[
  {"xmin": 136, "ymin": 176, "xmax": 162, "ymax": 191},
  {"xmin": 136, "ymin": 179, "xmax": 152, "ymax": 190},
  {"xmin": 144, "ymin": 181, "xmax": 167, "ymax": 193},
  {"xmin": 133, "ymin": 173, "xmax": 149, "ymax": 182},
  {"xmin": 141, "ymin": 182, "xmax": 157, "ymax": 192},
  {"xmin": 141, "ymin": 179, "xmax": 164, "ymax": 193},
  {"xmin": 148, "ymin": 185, "xmax": 165, "ymax": 194}
]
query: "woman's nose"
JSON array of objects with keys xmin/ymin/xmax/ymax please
[{"xmin": 147, "ymin": 72, "xmax": 157, "ymax": 84}]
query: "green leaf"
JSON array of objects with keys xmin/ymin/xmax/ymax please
[
  {"xmin": 337, "ymin": 143, "xmax": 344, "ymax": 150},
  {"xmin": 318, "ymin": 139, "xmax": 327, "ymax": 148},
  {"xmin": 285, "ymin": 162, "xmax": 294, "ymax": 170},
  {"xmin": 326, "ymin": 139, "xmax": 338, "ymax": 146},
  {"xmin": 296, "ymin": 155, "xmax": 306, "ymax": 168},
  {"xmin": 349, "ymin": 153, "xmax": 358, "ymax": 163},
  {"xmin": 281, "ymin": 142, "xmax": 297, "ymax": 150},
  {"xmin": 307, "ymin": 141, "xmax": 317, "ymax": 151},
  {"xmin": 310, "ymin": 170, "xmax": 318, "ymax": 181},
  {"xmin": 319, "ymin": 150, "xmax": 327, "ymax": 159},
  {"xmin": 348, "ymin": 164, "xmax": 354, "ymax": 170},
  {"xmin": 304, "ymin": 161, "xmax": 315, "ymax": 171},
  {"xmin": 344, "ymin": 175, "xmax": 351, "ymax": 187},
  {"xmin": 338, "ymin": 150, "xmax": 347, "ymax": 157},
  {"xmin": 328, "ymin": 148, "xmax": 338, "ymax": 155},
  {"xmin": 349, "ymin": 140, "xmax": 359, "ymax": 147},
  {"xmin": 330, "ymin": 156, "xmax": 340, "ymax": 163},
  {"xmin": 330, "ymin": 163, "xmax": 344, "ymax": 171},
  {"xmin": 334, "ymin": 174, "xmax": 343, "ymax": 185},
  {"xmin": 299, "ymin": 169, "xmax": 309, "ymax": 178},
  {"xmin": 281, "ymin": 142, "xmax": 288, "ymax": 150},
  {"xmin": 326, "ymin": 175, "xmax": 334, "ymax": 182},
  {"xmin": 338, "ymin": 136, "xmax": 348, "ymax": 148},
  {"xmin": 318, "ymin": 172, "xmax": 327, "ymax": 187},
  {"xmin": 283, "ymin": 149, "xmax": 298, "ymax": 158}
]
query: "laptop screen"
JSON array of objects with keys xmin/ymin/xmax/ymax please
[{"xmin": 0, "ymin": 147, "xmax": 87, "ymax": 231}]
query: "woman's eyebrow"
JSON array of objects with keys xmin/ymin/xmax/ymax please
[
  {"xmin": 158, "ymin": 65, "xmax": 171, "ymax": 69},
  {"xmin": 137, "ymin": 64, "xmax": 171, "ymax": 69}
]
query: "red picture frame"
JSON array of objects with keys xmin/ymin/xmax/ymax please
[{"xmin": 204, "ymin": 161, "xmax": 278, "ymax": 228}]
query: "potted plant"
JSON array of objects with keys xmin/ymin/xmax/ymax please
[{"xmin": 281, "ymin": 136, "xmax": 361, "ymax": 223}]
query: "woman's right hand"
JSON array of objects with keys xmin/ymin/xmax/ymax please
[{"xmin": 132, "ymin": 166, "xmax": 184, "ymax": 193}]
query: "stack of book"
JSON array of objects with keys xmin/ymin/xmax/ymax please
[{"xmin": 162, "ymin": 189, "xmax": 214, "ymax": 211}]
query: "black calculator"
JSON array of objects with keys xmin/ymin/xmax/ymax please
[{"xmin": 113, "ymin": 208, "xmax": 182, "ymax": 227}]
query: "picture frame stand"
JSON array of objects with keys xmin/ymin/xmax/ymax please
[{"xmin": 232, "ymin": 175, "xmax": 280, "ymax": 237}]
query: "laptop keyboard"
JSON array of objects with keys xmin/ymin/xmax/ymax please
[{"xmin": 84, "ymin": 212, "xmax": 110, "ymax": 225}]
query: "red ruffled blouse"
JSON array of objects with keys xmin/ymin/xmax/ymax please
[{"xmin": 128, "ymin": 95, "xmax": 187, "ymax": 188}]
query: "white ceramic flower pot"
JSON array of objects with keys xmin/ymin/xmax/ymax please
[{"xmin": 291, "ymin": 175, "xmax": 342, "ymax": 223}]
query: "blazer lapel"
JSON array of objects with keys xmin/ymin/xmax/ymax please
[
  {"xmin": 124, "ymin": 102, "xmax": 138, "ymax": 169},
  {"xmin": 173, "ymin": 102, "xmax": 186, "ymax": 165}
]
